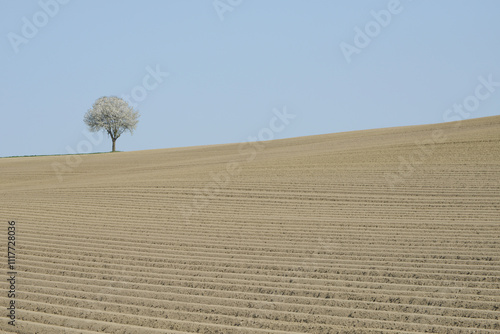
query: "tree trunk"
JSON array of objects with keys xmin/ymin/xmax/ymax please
[{"xmin": 112, "ymin": 139, "xmax": 116, "ymax": 152}]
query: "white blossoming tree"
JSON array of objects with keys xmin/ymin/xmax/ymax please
[{"xmin": 84, "ymin": 96, "xmax": 140, "ymax": 152}]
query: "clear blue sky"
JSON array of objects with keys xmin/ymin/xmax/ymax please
[{"xmin": 1, "ymin": 0, "xmax": 499, "ymax": 157}]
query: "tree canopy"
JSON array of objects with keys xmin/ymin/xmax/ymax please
[{"xmin": 84, "ymin": 96, "xmax": 140, "ymax": 152}]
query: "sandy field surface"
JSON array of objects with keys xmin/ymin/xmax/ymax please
[{"xmin": 1, "ymin": 115, "xmax": 499, "ymax": 333}]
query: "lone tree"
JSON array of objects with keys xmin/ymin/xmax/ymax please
[{"xmin": 84, "ymin": 96, "xmax": 140, "ymax": 152}]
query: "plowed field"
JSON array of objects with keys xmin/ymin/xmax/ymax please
[{"xmin": 1, "ymin": 116, "xmax": 499, "ymax": 333}]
